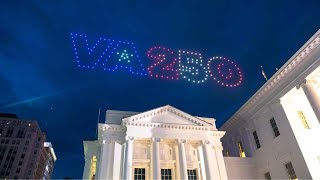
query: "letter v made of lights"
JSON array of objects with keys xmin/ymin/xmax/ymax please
[{"xmin": 70, "ymin": 33, "xmax": 243, "ymax": 88}]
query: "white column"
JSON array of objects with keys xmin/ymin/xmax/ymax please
[
  {"xmin": 174, "ymin": 145, "xmax": 181, "ymax": 179},
  {"xmin": 177, "ymin": 139, "xmax": 188, "ymax": 179},
  {"xmin": 202, "ymin": 140, "xmax": 220, "ymax": 180},
  {"xmin": 197, "ymin": 146, "xmax": 207, "ymax": 180},
  {"xmin": 113, "ymin": 142, "xmax": 123, "ymax": 179},
  {"xmin": 123, "ymin": 136, "xmax": 134, "ymax": 180},
  {"xmin": 98, "ymin": 139, "xmax": 115, "ymax": 179},
  {"xmin": 151, "ymin": 137, "xmax": 161, "ymax": 179},
  {"xmin": 300, "ymin": 79, "xmax": 320, "ymax": 122},
  {"xmin": 214, "ymin": 145, "xmax": 228, "ymax": 180},
  {"xmin": 82, "ymin": 155, "xmax": 92, "ymax": 179},
  {"xmin": 120, "ymin": 143, "xmax": 125, "ymax": 179}
]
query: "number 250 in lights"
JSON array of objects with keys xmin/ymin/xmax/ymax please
[{"xmin": 70, "ymin": 33, "xmax": 243, "ymax": 87}]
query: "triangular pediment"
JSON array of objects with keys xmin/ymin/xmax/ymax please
[{"xmin": 122, "ymin": 105, "xmax": 214, "ymax": 127}]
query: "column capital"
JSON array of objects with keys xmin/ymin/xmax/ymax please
[
  {"xmin": 125, "ymin": 136, "xmax": 134, "ymax": 141},
  {"xmin": 297, "ymin": 79, "xmax": 318, "ymax": 89},
  {"xmin": 177, "ymin": 139, "xmax": 186, "ymax": 144},
  {"xmin": 103, "ymin": 139, "xmax": 114, "ymax": 144},
  {"xmin": 201, "ymin": 140, "xmax": 210, "ymax": 145},
  {"xmin": 152, "ymin": 137, "xmax": 161, "ymax": 142},
  {"xmin": 213, "ymin": 145, "xmax": 223, "ymax": 151}
]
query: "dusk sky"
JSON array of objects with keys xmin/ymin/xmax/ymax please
[{"xmin": 0, "ymin": 0, "xmax": 319, "ymax": 178}]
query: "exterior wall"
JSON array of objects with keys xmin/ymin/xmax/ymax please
[
  {"xmin": 222, "ymin": 101, "xmax": 312, "ymax": 179},
  {"xmin": 224, "ymin": 157, "xmax": 256, "ymax": 179},
  {"xmin": 281, "ymin": 87, "xmax": 320, "ymax": 179},
  {"xmin": 0, "ymin": 116, "xmax": 56, "ymax": 179},
  {"xmin": 221, "ymin": 29, "xmax": 320, "ymax": 180},
  {"xmin": 43, "ymin": 142, "xmax": 57, "ymax": 179}
]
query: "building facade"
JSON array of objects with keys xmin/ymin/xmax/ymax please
[
  {"xmin": 0, "ymin": 113, "xmax": 56, "ymax": 179},
  {"xmin": 83, "ymin": 29, "xmax": 320, "ymax": 179},
  {"xmin": 83, "ymin": 106, "xmax": 228, "ymax": 180},
  {"xmin": 221, "ymin": 29, "xmax": 320, "ymax": 180},
  {"xmin": 43, "ymin": 142, "xmax": 57, "ymax": 179}
]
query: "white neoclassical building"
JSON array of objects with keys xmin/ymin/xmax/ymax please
[
  {"xmin": 83, "ymin": 106, "xmax": 228, "ymax": 180},
  {"xmin": 221, "ymin": 29, "xmax": 320, "ymax": 180},
  {"xmin": 83, "ymin": 29, "xmax": 320, "ymax": 180}
]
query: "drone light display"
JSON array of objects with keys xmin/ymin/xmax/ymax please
[{"xmin": 70, "ymin": 32, "xmax": 243, "ymax": 87}]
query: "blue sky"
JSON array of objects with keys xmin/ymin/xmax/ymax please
[{"xmin": 0, "ymin": 0, "xmax": 319, "ymax": 178}]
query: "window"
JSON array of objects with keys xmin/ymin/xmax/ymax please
[
  {"xmin": 237, "ymin": 141, "xmax": 246, "ymax": 158},
  {"xmin": 161, "ymin": 169, "xmax": 172, "ymax": 180},
  {"xmin": 16, "ymin": 129, "xmax": 25, "ymax": 138},
  {"xmin": 25, "ymin": 141, "xmax": 29, "ymax": 145},
  {"xmin": 270, "ymin": 118, "xmax": 280, "ymax": 137},
  {"xmin": 297, "ymin": 111, "xmax": 310, "ymax": 129},
  {"xmin": 187, "ymin": 169, "xmax": 197, "ymax": 180},
  {"xmin": 264, "ymin": 172, "xmax": 271, "ymax": 180},
  {"xmin": 253, "ymin": 131, "xmax": 261, "ymax": 149},
  {"xmin": 16, "ymin": 168, "xmax": 20, "ymax": 173},
  {"xmin": 285, "ymin": 162, "xmax": 297, "ymax": 180},
  {"xmin": 134, "ymin": 168, "xmax": 145, "ymax": 180},
  {"xmin": 5, "ymin": 127, "xmax": 14, "ymax": 137},
  {"xmin": 21, "ymin": 154, "xmax": 25, "ymax": 159},
  {"xmin": 18, "ymin": 161, "xmax": 22, "ymax": 166}
]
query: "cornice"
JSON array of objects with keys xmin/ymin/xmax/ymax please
[
  {"xmin": 124, "ymin": 121, "xmax": 216, "ymax": 131},
  {"xmin": 98, "ymin": 123, "xmax": 125, "ymax": 132},
  {"xmin": 123, "ymin": 105, "xmax": 213, "ymax": 127},
  {"xmin": 221, "ymin": 29, "xmax": 320, "ymax": 131},
  {"xmin": 209, "ymin": 131, "xmax": 226, "ymax": 138}
]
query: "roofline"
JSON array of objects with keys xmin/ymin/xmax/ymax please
[
  {"xmin": 220, "ymin": 29, "xmax": 320, "ymax": 131},
  {"xmin": 122, "ymin": 105, "xmax": 214, "ymax": 126}
]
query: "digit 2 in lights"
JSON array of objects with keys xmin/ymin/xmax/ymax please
[{"xmin": 70, "ymin": 32, "xmax": 243, "ymax": 87}]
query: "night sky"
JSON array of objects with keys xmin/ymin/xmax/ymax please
[{"xmin": 0, "ymin": 0, "xmax": 319, "ymax": 178}]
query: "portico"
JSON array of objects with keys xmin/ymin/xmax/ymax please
[{"xmin": 83, "ymin": 105, "xmax": 228, "ymax": 180}]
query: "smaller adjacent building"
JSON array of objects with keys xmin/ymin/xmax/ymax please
[{"xmin": 0, "ymin": 113, "xmax": 57, "ymax": 179}]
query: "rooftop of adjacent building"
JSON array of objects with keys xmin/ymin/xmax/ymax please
[{"xmin": 0, "ymin": 113, "xmax": 18, "ymax": 119}]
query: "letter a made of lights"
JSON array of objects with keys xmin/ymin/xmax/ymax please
[{"xmin": 70, "ymin": 32, "xmax": 243, "ymax": 87}]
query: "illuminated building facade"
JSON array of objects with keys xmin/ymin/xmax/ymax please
[
  {"xmin": 221, "ymin": 29, "xmax": 320, "ymax": 179},
  {"xmin": 43, "ymin": 142, "xmax": 57, "ymax": 179},
  {"xmin": 83, "ymin": 29, "xmax": 320, "ymax": 179},
  {"xmin": 0, "ymin": 113, "xmax": 56, "ymax": 179},
  {"xmin": 83, "ymin": 106, "xmax": 228, "ymax": 180}
]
